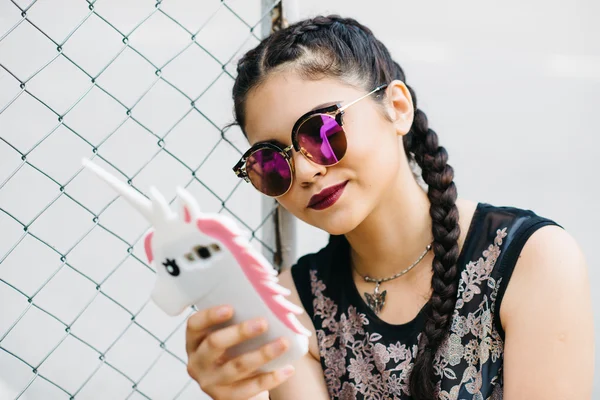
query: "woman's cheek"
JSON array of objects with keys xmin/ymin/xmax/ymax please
[{"xmin": 276, "ymin": 194, "xmax": 301, "ymax": 215}]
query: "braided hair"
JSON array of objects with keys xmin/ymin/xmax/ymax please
[{"xmin": 232, "ymin": 15, "xmax": 460, "ymax": 399}]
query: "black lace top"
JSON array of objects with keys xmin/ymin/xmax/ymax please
[{"xmin": 291, "ymin": 202, "xmax": 561, "ymax": 400}]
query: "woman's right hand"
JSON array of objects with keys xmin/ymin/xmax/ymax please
[{"xmin": 185, "ymin": 304, "xmax": 296, "ymax": 400}]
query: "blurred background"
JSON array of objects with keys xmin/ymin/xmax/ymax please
[{"xmin": 0, "ymin": 0, "xmax": 598, "ymax": 398}]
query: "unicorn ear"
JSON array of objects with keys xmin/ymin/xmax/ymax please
[
  {"xmin": 144, "ymin": 230, "xmax": 155, "ymax": 263},
  {"xmin": 176, "ymin": 187, "xmax": 201, "ymax": 223},
  {"xmin": 149, "ymin": 186, "xmax": 174, "ymax": 222}
]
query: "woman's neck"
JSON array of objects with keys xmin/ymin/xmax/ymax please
[{"xmin": 345, "ymin": 171, "xmax": 433, "ymax": 281}]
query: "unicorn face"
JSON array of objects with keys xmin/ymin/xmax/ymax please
[
  {"xmin": 162, "ymin": 243, "xmax": 222, "ymax": 276},
  {"xmin": 147, "ymin": 220, "xmax": 234, "ymax": 316},
  {"xmin": 149, "ymin": 225, "xmax": 226, "ymax": 276}
]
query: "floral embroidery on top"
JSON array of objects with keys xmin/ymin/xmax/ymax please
[{"xmin": 310, "ymin": 227, "xmax": 509, "ymax": 400}]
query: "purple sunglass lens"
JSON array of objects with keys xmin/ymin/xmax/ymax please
[
  {"xmin": 297, "ymin": 114, "xmax": 347, "ymax": 166},
  {"xmin": 246, "ymin": 148, "xmax": 292, "ymax": 197}
]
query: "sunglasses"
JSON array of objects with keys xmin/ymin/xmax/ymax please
[{"xmin": 233, "ymin": 84, "xmax": 388, "ymax": 197}]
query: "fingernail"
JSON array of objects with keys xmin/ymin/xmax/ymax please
[
  {"xmin": 248, "ymin": 319, "xmax": 265, "ymax": 333},
  {"xmin": 270, "ymin": 338, "xmax": 288, "ymax": 352},
  {"xmin": 216, "ymin": 306, "xmax": 231, "ymax": 318},
  {"xmin": 278, "ymin": 365, "xmax": 295, "ymax": 378}
]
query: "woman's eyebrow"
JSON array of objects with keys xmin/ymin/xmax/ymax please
[
  {"xmin": 310, "ymin": 100, "xmax": 338, "ymax": 111},
  {"xmin": 254, "ymin": 139, "xmax": 287, "ymax": 147},
  {"xmin": 249, "ymin": 101, "xmax": 338, "ymax": 146}
]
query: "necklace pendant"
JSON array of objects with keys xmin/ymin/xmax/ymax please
[{"xmin": 364, "ymin": 281, "xmax": 387, "ymax": 315}]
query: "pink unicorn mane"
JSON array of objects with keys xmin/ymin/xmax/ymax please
[{"xmin": 191, "ymin": 211, "xmax": 310, "ymax": 337}]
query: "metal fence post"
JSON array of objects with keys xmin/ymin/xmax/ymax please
[{"xmin": 260, "ymin": 0, "xmax": 299, "ymax": 273}]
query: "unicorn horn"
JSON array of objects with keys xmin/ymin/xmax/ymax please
[{"xmin": 82, "ymin": 158, "xmax": 155, "ymax": 224}]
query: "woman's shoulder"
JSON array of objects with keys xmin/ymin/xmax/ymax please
[
  {"xmin": 490, "ymin": 207, "xmax": 593, "ymax": 397},
  {"xmin": 458, "ymin": 200, "xmax": 564, "ymax": 290},
  {"xmin": 470, "ymin": 200, "xmax": 561, "ymax": 228},
  {"xmin": 461, "ymin": 200, "xmax": 563, "ymax": 259},
  {"xmin": 457, "ymin": 200, "xmax": 569, "ymax": 337}
]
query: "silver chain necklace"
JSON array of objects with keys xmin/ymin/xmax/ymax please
[{"xmin": 352, "ymin": 242, "xmax": 433, "ymax": 315}]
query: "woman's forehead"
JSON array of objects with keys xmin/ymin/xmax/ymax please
[{"xmin": 243, "ymin": 73, "xmax": 356, "ymax": 145}]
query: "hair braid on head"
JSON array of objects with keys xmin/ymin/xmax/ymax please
[
  {"xmin": 404, "ymin": 85, "xmax": 461, "ymax": 399},
  {"xmin": 262, "ymin": 17, "xmax": 333, "ymax": 66},
  {"xmin": 261, "ymin": 15, "xmax": 367, "ymax": 70}
]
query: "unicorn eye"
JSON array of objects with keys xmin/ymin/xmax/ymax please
[
  {"xmin": 193, "ymin": 245, "xmax": 211, "ymax": 259},
  {"xmin": 162, "ymin": 258, "xmax": 180, "ymax": 276}
]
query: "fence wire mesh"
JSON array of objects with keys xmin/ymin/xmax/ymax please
[{"xmin": 0, "ymin": 0, "xmax": 284, "ymax": 398}]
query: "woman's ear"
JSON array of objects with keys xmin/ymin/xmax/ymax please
[{"xmin": 384, "ymin": 79, "xmax": 414, "ymax": 136}]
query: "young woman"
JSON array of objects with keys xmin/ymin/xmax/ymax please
[{"xmin": 184, "ymin": 15, "xmax": 594, "ymax": 400}]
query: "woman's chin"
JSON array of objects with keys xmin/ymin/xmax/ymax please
[
  {"xmin": 309, "ymin": 209, "xmax": 364, "ymax": 236},
  {"xmin": 284, "ymin": 185, "xmax": 370, "ymax": 235},
  {"xmin": 323, "ymin": 225, "xmax": 353, "ymax": 236}
]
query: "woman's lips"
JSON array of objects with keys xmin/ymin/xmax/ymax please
[{"xmin": 307, "ymin": 181, "xmax": 349, "ymax": 210}]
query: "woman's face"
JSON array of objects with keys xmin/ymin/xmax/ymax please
[{"xmin": 243, "ymin": 70, "xmax": 413, "ymax": 235}]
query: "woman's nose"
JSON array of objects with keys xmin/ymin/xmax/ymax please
[{"xmin": 293, "ymin": 148, "xmax": 327, "ymax": 187}]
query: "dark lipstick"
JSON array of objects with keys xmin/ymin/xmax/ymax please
[{"xmin": 307, "ymin": 181, "xmax": 349, "ymax": 210}]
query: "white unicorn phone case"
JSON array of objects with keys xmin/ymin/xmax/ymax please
[{"xmin": 82, "ymin": 159, "xmax": 310, "ymax": 373}]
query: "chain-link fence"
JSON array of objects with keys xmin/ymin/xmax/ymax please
[{"xmin": 0, "ymin": 0, "xmax": 288, "ymax": 398}]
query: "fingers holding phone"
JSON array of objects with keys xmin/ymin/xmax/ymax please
[{"xmin": 185, "ymin": 305, "xmax": 296, "ymax": 400}]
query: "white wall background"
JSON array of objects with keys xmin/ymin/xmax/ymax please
[{"xmin": 0, "ymin": 0, "xmax": 598, "ymax": 398}]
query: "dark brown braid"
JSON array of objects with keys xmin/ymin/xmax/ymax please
[
  {"xmin": 232, "ymin": 15, "xmax": 461, "ymax": 400},
  {"xmin": 403, "ymin": 91, "xmax": 461, "ymax": 398}
]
